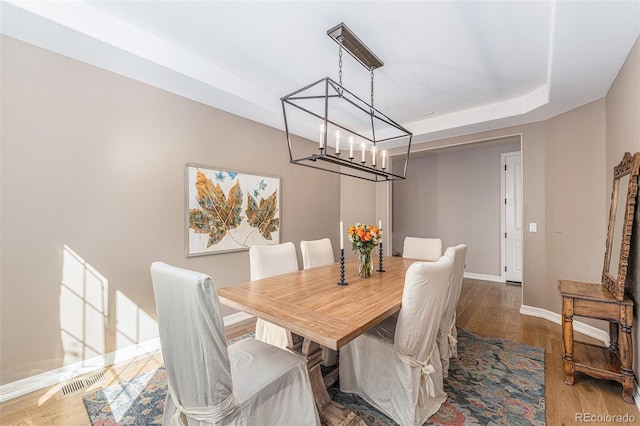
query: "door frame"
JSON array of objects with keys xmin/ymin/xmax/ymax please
[{"xmin": 501, "ymin": 151, "xmax": 523, "ymax": 283}]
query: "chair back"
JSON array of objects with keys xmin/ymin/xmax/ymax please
[
  {"xmin": 402, "ymin": 236, "xmax": 443, "ymax": 261},
  {"xmin": 300, "ymin": 238, "xmax": 335, "ymax": 269},
  {"xmin": 249, "ymin": 242, "xmax": 299, "ymax": 280},
  {"xmin": 150, "ymin": 262, "xmax": 235, "ymax": 418},
  {"xmin": 395, "ymin": 252, "xmax": 454, "ymax": 361},
  {"xmin": 441, "ymin": 244, "xmax": 468, "ymax": 327}
]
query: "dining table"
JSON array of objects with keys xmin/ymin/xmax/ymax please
[{"xmin": 217, "ymin": 255, "xmax": 417, "ymax": 425}]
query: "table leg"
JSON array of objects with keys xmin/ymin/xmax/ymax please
[
  {"xmin": 609, "ymin": 321, "xmax": 619, "ymax": 353},
  {"xmin": 562, "ymin": 296, "xmax": 575, "ymax": 385},
  {"xmin": 619, "ymin": 304, "xmax": 635, "ymax": 404},
  {"xmin": 288, "ymin": 332, "xmax": 365, "ymax": 425}
]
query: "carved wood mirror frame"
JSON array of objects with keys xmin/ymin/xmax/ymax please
[{"xmin": 602, "ymin": 152, "xmax": 640, "ymax": 300}]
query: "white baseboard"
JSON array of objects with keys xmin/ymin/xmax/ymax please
[
  {"xmin": 519, "ymin": 304, "xmax": 609, "ymax": 345},
  {"xmin": 464, "ymin": 272, "xmax": 504, "ymax": 283},
  {"xmin": 0, "ymin": 312, "xmax": 255, "ymax": 404}
]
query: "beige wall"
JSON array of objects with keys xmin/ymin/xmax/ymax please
[
  {"xmin": 400, "ymin": 124, "xmax": 547, "ymax": 310},
  {"xmin": 391, "ymin": 138, "xmax": 520, "ymax": 276},
  {"xmin": 402, "ymin": 98, "xmax": 608, "ymax": 316},
  {"xmin": 0, "ymin": 36, "xmax": 340, "ymax": 385},
  {"xmin": 545, "ymin": 99, "xmax": 607, "ymax": 289},
  {"xmin": 339, "ymin": 175, "xmax": 377, "ymax": 260},
  {"xmin": 605, "ymin": 36, "xmax": 640, "ymax": 380}
]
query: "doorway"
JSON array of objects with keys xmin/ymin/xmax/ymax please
[{"xmin": 502, "ymin": 151, "xmax": 523, "ymax": 283}]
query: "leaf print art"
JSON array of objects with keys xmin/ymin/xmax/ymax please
[
  {"xmin": 188, "ymin": 169, "xmax": 243, "ymax": 247},
  {"xmin": 186, "ymin": 165, "xmax": 281, "ymax": 256},
  {"xmin": 246, "ymin": 189, "xmax": 280, "ymax": 241}
]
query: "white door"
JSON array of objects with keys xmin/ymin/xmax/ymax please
[{"xmin": 503, "ymin": 153, "xmax": 522, "ymax": 283}]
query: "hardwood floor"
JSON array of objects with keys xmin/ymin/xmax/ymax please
[{"xmin": 1, "ymin": 279, "xmax": 638, "ymax": 425}]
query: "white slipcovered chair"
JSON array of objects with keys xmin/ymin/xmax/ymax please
[
  {"xmin": 339, "ymin": 253, "xmax": 454, "ymax": 425},
  {"xmin": 150, "ymin": 262, "xmax": 320, "ymax": 426},
  {"xmin": 300, "ymin": 238, "xmax": 335, "ymax": 270},
  {"xmin": 249, "ymin": 242, "xmax": 299, "ymax": 349},
  {"xmin": 402, "ymin": 236, "xmax": 443, "ymax": 261},
  {"xmin": 300, "ymin": 238, "xmax": 337, "ymax": 366},
  {"xmin": 437, "ymin": 244, "xmax": 468, "ymax": 377}
]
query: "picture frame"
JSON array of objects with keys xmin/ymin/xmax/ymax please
[{"xmin": 185, "ymin": 163, "xmax": 281, "ymax": 256}]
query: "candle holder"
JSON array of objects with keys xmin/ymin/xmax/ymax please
[
  {"xmin": 337, "ymin": 248, "xmax": 348, "ymax": 285},
  {"xmin": 377, "ymin": 242, "xmax": 385, "ymax": 272}
]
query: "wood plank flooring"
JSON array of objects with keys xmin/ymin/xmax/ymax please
[{"xmin": 1, "ymin": 278, "xmax": 638, "ymax": 425}]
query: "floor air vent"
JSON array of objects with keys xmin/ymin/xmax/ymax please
[{"xmin": 61, "ymin": 372, "xmax": 106, "ymax": 395}]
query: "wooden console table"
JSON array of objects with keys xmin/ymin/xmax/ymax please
[{"xmin": 559, "ymin": 279, "xmax": 634, "ymax": 403}]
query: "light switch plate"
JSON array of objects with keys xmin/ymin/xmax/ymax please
[{"xmin": 529, "ymin": 223, "xmax": 537, "ymax": 233}]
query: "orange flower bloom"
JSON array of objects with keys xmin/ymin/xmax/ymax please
[
  {"xmin": 364, "ymin": 232, "xmax": 372, "ymax": 241},
  {"xmin": 348, "ymin": 226, "xmax": 356, "ymax": 234},
  {"xmin": 370, "ymin": 226, "xmax": 379, "ymax": 234}
]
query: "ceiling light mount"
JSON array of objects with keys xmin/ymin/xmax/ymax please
[
  {"xmin": 327, "ymin": 22, "xmax": 384, "ymax": 71},
  {"xmin": 281, "ymin": 22, "xmax": 411, "ymax": 182}
]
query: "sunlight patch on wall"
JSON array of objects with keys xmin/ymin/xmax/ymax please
[
  {"xmin": 115, "ymin": 291, "xmax": 158, "ymax": 349},
  {"xmin": 60, "ymin": 245, "xmax": 108, "ymax": 365}
]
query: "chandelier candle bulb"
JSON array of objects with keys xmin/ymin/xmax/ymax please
[
  {"xmin": 335, "ymin": 130, "xmax": 341, "ymax": 154},
  {"xmin": 319, "ymin": 124, "xmax": 325, "ymax": 149},
  {"xmin": 361, "ymin": 142, "xmax": 366, "ymax": 163},
  {"xmin": 349, "ymin": 137, "xmax": 354, "ymax": 159},
  {"xmin": 382, "ymin": 151, "xmax": 386, "ymax": 169},
  {"xmin": 372, "ymin": 146, "xmax": 377, "ymax": 166}
]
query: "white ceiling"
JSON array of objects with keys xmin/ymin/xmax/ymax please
[{"xmin": 2, "ymin": 1, "xmax": 639, "ymax": 144}]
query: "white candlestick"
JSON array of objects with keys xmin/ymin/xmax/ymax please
[
  {"xmin": 349, "ymin": 137, "xmax": 354, "ymax": 158},
  {"xmin": 319, "ymin": 124, "xmax": 325, "ymax": 149},
  {"xmin": 340, "ymin": 221, "xmax": 344, "ymax": 250},
  {"xmin": 379, "ymin": 219, "xmax": 382, "ymax": 229},
  {"xmin": 335, "ymin": 130, "xmax": 341, "ymax": 154},
  {"xmin": 361, "ymin": 142, "xmax": 366, "ymax": 163},
  {"xmin": 372, "ymin": 146, "xmax": 377, "ymax": 166}
]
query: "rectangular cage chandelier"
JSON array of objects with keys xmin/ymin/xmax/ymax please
[{"xmin": 281, "ymin": 23, "xmax": 412, "ymax": 182}]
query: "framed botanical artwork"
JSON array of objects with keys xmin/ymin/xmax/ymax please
[{"xmin": 185, "ymin": 164, "xmax": 281, "ymax": 256}]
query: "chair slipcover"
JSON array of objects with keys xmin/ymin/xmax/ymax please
[
  {"xmin": 339, "ymin": 253, "xmax": 454, "ymax": 425},
  {"xmin": 150, "ymin": 262, "xmax": 320, "ymax": 426},
  {"xmin": 300, "ymin": 238, "xmax": 337, "ymax": 366},
  {"xmin": 402, "ymin": 236, "xmax": 443, "ymax": 261},
  {"xmin": 249, "ymin": 242, "xmax": 299, "ymax": 348},
  {"xmin": 300, "ymin": 238, "xmax": 335, "ymax": 270},
  {"xmin": 436, "ymin": 244, "xmax": 468, "ymax": 377}
]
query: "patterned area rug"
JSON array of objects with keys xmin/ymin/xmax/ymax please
[{"xmin": 83, "ymin": 329, "xmax": 545, "ymax": 425}]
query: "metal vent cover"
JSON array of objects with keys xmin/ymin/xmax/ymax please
[{"xmin": 61, "ymin": 372, "xmax": 106, "ymax": 395}]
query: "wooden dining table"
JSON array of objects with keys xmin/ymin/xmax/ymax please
[{"xmin": 218, "ymin": 255, "xmax": 417, "ymax": 426}]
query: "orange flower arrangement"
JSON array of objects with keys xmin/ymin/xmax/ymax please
[{"xmin": 347, "ymin": 223, "xmax": 382, "ymax": 252}]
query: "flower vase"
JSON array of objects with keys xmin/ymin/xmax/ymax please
[{"xmin": 357, "ymin": 249, "xmax": 374, "ymax": 278}]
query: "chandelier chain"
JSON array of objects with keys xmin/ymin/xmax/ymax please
[
  {"xmin": 370, "ymin": 67, "xmax": 375, "ymax": 108},
  {"xmin": 338, "ymin": 36, "xmax": 343, "ymax": 88}
]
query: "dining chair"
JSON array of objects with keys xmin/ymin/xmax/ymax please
[
  {"xmin": 300, "ymin": 238, "xmax": 335, "ymax": 269},
  {"xmin": 150, "ymin": 262, "xmax": 320, "ymax": 426},
  {"xmin": 300, "ymin": 238, "xmax": 337, "ymax": 366},
  {"xmin": 402, "ymin": 236, "xmax": 443, "ymax": 261},
  {"xmin": 339, "ymin": 252, "xmax": 454, "ymax": 425},
  {"xmin": 436, "ymin": 244, "xmax": 468, "ymax": 377},
  {"xmin": 249, "ymin": 242, "xmax": 299, "ymax": 348}
]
